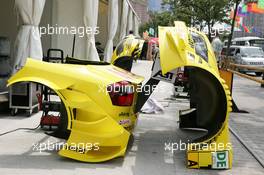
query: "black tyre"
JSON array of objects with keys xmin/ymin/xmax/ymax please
[
  {"xmin": 255, "ymin": 72, "xmax": 262, "ymax": 76},
  {"xmin": 53, "ymin": 101, "xmax": 71, "ymax": 139}
]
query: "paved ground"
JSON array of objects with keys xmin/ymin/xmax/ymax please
[
  {"xmin": 0, "ymin": 61, "xmax": 263, "ymax": 175},
  {"xmin": 230, "ymin": 74, "xmax": 264, "ymax": 171}
]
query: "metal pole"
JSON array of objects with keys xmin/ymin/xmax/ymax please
[
  {"xmin": 261, "ymin": 72, "xmax": 264, "ymax": 88},
  {"xmin": 227, "ymin": 0, "xmax": 240, "ymax": 56},
  {"xmin": 72, "ymin": 34, "xmax": 76, "ymax": 58},
  {"xmin": 226, "ymin": 0, "xmax": 241, "ymax": 113},
  {"xmin": 228, "ymin": 69, "xmax": 264, "ymax": 84}
]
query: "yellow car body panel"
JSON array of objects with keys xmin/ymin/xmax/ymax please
[
  {"xmin": 159, "ymin": 22, "xmax": 219, "ymax": 76},
  {"xmin": 111, "ymin": 35, "xmax": 145, "ymax": 68},
  {"xmin": 8, "ymin": 58, "xmax": 144, "ymax": 162},
  {"xmin": 159, "ymin": 22, "xmax": 232, "ymax": 141},
  {"xmin": 159, "ymin": 22, "xmax": 232, "ymax": 169}
]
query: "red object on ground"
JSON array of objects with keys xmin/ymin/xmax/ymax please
[
  {"xmin": 40, "ymin": 115, "xmax": 60, "ymax": 127},
  {"xmin": 36, "ymin": 93, "xmax": 42, "ymax": 110}
]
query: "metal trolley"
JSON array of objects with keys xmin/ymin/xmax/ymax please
[{"xmin": 9, "ymin": 82, "xmax": 40, "ymax": 116}]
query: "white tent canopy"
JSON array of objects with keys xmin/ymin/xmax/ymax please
[
  {"xmin": 126, "ymin": 7, "xmax": 133, "ymax": 34},
  {"xmin": 133, "ymin": 14, "xmax": 140, "ymax": 37},
  {"xmin": 84, "ymin": 0, "xmax": 100, "ymax": 61},
  {"xmin": 12, "ymin": 0, "xmax": 141, "ymax": 65},
  {"xmin": 119, "ymin": 0, "xmax": 129, "ymax": 41},
  {"xmin": 118, "ymin": 0, "xmax": 141, "ymax": 40},
  {"xmin": 13, "ymin": 0, "xmax": 45, "ymax": 73},
  {"xmin": 105, "ymin": 0, "xmax": 141, "ymax": 62},
  {"xmin": 126, "ymin": 0, "xmax": 140, "ymax": 36},
  {"xmin": 104, "ymin": 0, "xmax": 119, "ymax": 62}
]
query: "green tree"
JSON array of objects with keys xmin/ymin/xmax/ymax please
[
  {"xmin": 139, "ymin": 11, "xmax": 177, "ymax": 37},
  {"xmin": 162, "ymin": 0, "xmax": 236, "ymax": 41}
]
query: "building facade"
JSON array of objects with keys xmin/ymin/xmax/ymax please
[
  {"xmin": 233, "ymin": 8, "xmax": 264, "ymax": 38},
  {"xmin": 131, "ymin": 0, "xmax": 149, "ymax": 23}
]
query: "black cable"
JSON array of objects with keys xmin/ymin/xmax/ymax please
[{"xmin": 0, "ymin": 124, "xmax": 40, "ymax": 137}]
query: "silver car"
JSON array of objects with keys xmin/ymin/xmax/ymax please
[{"xmin": 221, "ymin": 46, "xmax": 264, "ymax": 76}]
